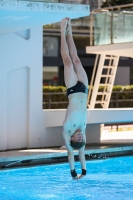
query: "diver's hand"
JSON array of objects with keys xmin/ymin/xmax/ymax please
[
  {"xmin": 72, "ymin": 174, "xmax": 80, "ymax": 180},
  {"xmin": 72, "ymin": 169, "xmax": 86, "ymax": 180},
  {"xmin": 78, "ymin": 174, "xmax": 85, "ymax": 179},
  {"xmin": 78, "ymin": 169, "xmax": 86, "ymax": 179},
  {"xmin": 72, "ymin": 174, "xmax": 85, "ymax": 180}
]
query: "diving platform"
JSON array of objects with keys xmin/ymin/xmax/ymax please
[
  {"xmin": 86, "ymin": 42, "xmax": 133, "ymax": 58},
  {"xmin": 0, "ymin": 0, "xmax": 89, "ymax": 34},
  {"xmin": 45, "ymin": 109, "xmax": 133, "ymax": 127}
]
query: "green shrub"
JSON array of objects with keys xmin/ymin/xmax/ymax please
[
  {"xmin": 43, "ymin": 85, "xmax": 133, "ymax": 109},
  {"xmin": 112, "ymin": 85, "xmax": 123, "ymax": 91}
]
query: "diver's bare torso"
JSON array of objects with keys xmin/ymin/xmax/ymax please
[{"xmin": 63, "ymin": 92, "xmax": 88, "ymax": 137}]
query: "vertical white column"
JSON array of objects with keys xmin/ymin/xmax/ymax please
[{"xmin": 0, "ymin": 27, "xmax": 46, "ymax": 150}]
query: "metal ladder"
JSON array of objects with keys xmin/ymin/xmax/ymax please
[{"xmin": 88, "ymin": 54, "xmax": 119, "ymax": 109}]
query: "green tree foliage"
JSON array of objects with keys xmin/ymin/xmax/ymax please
[{"xmin": 102, "ymin": 0, "xmax": 133, "ymax": 7}]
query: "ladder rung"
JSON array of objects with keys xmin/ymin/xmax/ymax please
[
  {"xmin": 103, "ymin": 66, "xmax": 115, "ymax": 69},
  {"xmin": 99, "ymin": 84, "xmax": 112, "ymax": 86},
  {"xmin": 101, "ymin": 75, "xmax": 114, "ymax": 77},
  {"xmin": 97, "ymin": 92, "xmax": 110, "ymax": 95},
  {"xmin": 105, "ymin": 56, "xmax": 117, "ymax": 59},
  {"xmin": 95, "ymin": 101, "xmax": 108, "ymax": 104}
]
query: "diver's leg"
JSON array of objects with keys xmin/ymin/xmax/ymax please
[
  {"xmin": 66, "ymin": 18, "xmax": 88, "ymax": 87},
  {"xmin": 60, "ymin": 18, "xmax": 78, "ymax": 88}
]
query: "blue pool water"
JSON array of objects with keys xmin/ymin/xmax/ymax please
[{"xmin": 0, "ymin": 156, "xmax": 133, "ymax": 200}]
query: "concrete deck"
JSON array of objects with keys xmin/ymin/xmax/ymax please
[{"xmin": 0, "ymin": 143, "xmax": 133, "ymax": 169}]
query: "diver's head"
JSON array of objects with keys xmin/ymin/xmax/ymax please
[{"xmin": 70, "ymin": 129, "xmax": 85, "ymax": 149}]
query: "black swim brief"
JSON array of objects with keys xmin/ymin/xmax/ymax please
[{"xmin": 67, "ymin": 81, "xmax": 88, "ymax": 96}]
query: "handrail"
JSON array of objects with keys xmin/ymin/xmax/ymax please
[
  {"xmin": 92, "ymin": 3, "xmax": 133, "ymax": 13},
  {"xmin": 89, "ymin": 3, "xmax": 133, "ymax": 46}
]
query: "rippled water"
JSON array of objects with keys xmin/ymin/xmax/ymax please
[{"xmin": 0, "ymin": 156, "xmax": 133, "ymax": 200}]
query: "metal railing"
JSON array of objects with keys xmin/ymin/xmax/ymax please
[
  {"xmin": 43, "ymin": 92, "xmax": 68, "ymax": 109},
  {"xmin": 90, "ymin": 3, "xmax": 133, "ymax": 46},
  {"xmin": 43, "ymin": 91, "xmax": 133, "ymax": 109},
  {"xmin": 104, "ymin": 122, "xmax": 133, "ymax": 131},
  {"xmin": 109, "ymin": 91, "xmax": 133, "ymax": 108}
]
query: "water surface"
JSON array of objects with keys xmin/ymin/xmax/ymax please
[{"xmin": 0, "ymin": 156, "xmax": 133, "ymax": 200}]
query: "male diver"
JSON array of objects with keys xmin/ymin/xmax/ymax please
[{"xmin": 60, "ymin": 18, "xmax": 88, "ymax": 180}]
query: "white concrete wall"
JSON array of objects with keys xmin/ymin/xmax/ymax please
[
  {"xmin": 39, "ymin": 124, "xmax": 101, "ymax": 147},
  {"xmin": 86, "ymin": 124, "xmax": 101, "ymax": 144},
  {"xmin": 42, "ymin": 109, "xmax": 133, "ymax": 147},
  {"xmin": 0, "ymin": 27, "xmax": 46, "ymax": 150}
]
